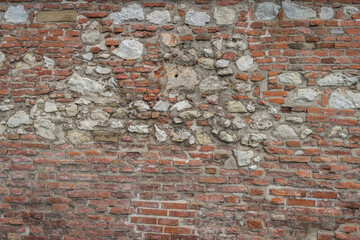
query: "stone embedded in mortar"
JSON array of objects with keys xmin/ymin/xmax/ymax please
[
  {"xmin": 198, "ymin": 57, "xmax": 215, "ymax": 70},
  {"xmin": 216, "ymin": 59, "xmax": 230, "ymax": 68},
  {"xmin": 110, "ymin": 3, "xmax": 144, "ymax": 24},
  {"xmin": 282, "ymin": 0, "xmax": 316, "ymax": 20},
  {"xmin": 34, "ymin": 118, "xmax": 56, "ymax": 140},
  {"xmin": 278, "ymin": 72, "xmax": 302, "ymax": 85},
  {"xmin": 179, "ymin": 110, "xmax": 201, "ymax": 119},
  {"xmin": 153, "ymin": 100, "xmax": 171, "ymax": 112},
  {"xmin": 65, "ymin": 104, "xmax": 78, "ymax": 117},
  {"xmin": 36, "ymin": 10, "xmax": 77, "ymax": 22},
  {"xmin": 165, "ymin": 65, "xmax": 198, "ymax": 92},
  {"xmin": 110, "ymin": 120, "xmax": 124, "ymax": 129},
  {"xmin": 343, "ymin": 6, "xmax": 359, "ymax": 18},
  {"xmin": 81, "ymin": 21, "xmax": 101, "ymax": 44},
  {"xmin": 43, "ymin": 56, "xmax": 54, "ymax": 69},
  {"xmin": 255, "ymin": 2, "xmax": 281, "ymax": 20},
  {"xmin": 161, "ymin": 33, "xmax": 178, "ymax": 47},
  {"xmin": 199, "ymin": 76, "xmax": 227, "ymax": 95},
  {"xmin": 90, "ymin": 109, "xmax": 110, "ymax": 121},
  {"xmin": 241, "ymin": 133, "xmax": 267, "ymax": 147},
  {"xmin": 129, "ymin": 100, "xmax": 150, "ymax": 112},
  {"xmin": 82, "ymin": 53, "xmax": 93, "ymax": 61},
  {"xmin": 0, "ymin": 125, "xmax": 5, "ymax": 135},
  {"xmin": 319, "ymin": 7, "xmax": 334, "ymax": 20},
  {"xmin": 185, "ymin": 9, "xmax": 210, "ymax": 26},
  {"xmin": 146, "ymin": 10, "xmax": 171, "ymax": 25},
  {"xmin": 78, "ymin": 119, "xmax": 101, "ymax": 130},
  {"xmin": 0, "ymin": 105, "xmax": 14, "ymax": 111},
  {"xmin": 95, "ymin": 66, "xmax": 112, "ymax": 75},
  {"xmin": 292, "ymin": 88, "xmax": 321, "ymax": 103},
  {"xmin": 286, "ymin": 117, "xmax": 304, "ymax": 124},
  {"xmin": 67, "ymin": 73, "xmax": 104, "ymax": 96},
  {"xmin": 44, "ymin": 102, "xmax": 58, "ymax": 113},
  {"xmin": 154, "ymin": 125, "xmax": 167, "ymax": 143},
  {"xmin": 0, "ymin": 52, "xmax": 5, "ymax": 67},
  {"xmin": 219, "ymin": 131, "xmax": 238, "ymax": 143},
  {"xmin": 232, "ymin": 149, "xmax": 254, "ymax": 167},
  {"xmin": 196, "ymin": 129, "xmax": 212, "ymax": 145},
  {"xmin": 66, "ymin": 131, "xmax": 92, "ymax": 144},
  {"xmin": 171, "ymin": 129, "xmax": 191, "ymax": 142},
  {"xmin": 7, "ymin": 110, "xmax": 30, "ymax": 128},
  {"xmin": 328, "ymin": 89, "xmax": 360, "ymax": 109},
  {"xmin": 113, "ymin": 39, "xmax": 143, "ymax": 60},
  {"xmin": 317, "ymin": 73, "xmax": 358, "ymax": 86},
  {"xmin": 214, "ymin": 7, "xmax": 236, "ymax": 25},
  {"xmin": 217, "ymin": 68, "xmax": 233, "ymax": 76},
  {"xmin": 23, "ymin": 53, "xmax": 36, "ymax": 65},
  {"xmin": 272, "ymin": 124, "xmax": 298, "ymax": 139},
  {"xmin": 251, "ymin": 115, "xmax": 273, "ymax": 130},
  {"xmin": 113, "ymin": 107, "xmax": 127, "ymax": 118},
  {"xmin": 300, "ymin": 129, "xmax": 313, "ymax": 139},
  {"xmin": 231, "ymin": 117, "xmax": 246, "ymax": 130},
  {"xmin": 92, "ymin": 131, "xmax": 118, "ymax": 143},
  {"xmin": 226, "ymin": 101, "xmax": 247, "ymax": 113},
  {"xmin": 128, "ymin": 124, "xmax": 149, "ymax": 134},
  {"xmin": 4, "ymin": 5, "xmax": 28, "ymax": 23},
  {"xmin": 171, "ymin": 100, "xmax": 192, "ymax": 111},
  {"xmin": 236, "ymin": 55, "xmax": 256, "ymax": 72}
]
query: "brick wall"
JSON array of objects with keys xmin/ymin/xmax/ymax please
[{"xmin": 0, "ymin": 0, "xmax": 360, "ymax": 239}]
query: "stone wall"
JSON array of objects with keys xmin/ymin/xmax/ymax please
[{"xmin": 0, "ymin": 0, "xmax": 360, "ymax": 239}]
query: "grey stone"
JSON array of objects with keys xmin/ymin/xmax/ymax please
[
  {"xmin": 241, "ymin": 133, "xmax": 267, "ymax": 147},
  {"xmin": 44, "ymin": 102, "xmax": 58, "ymax": 113},
  {"xmin": 216, "ymin": 59, "xmax": 230, "ymax": 68},
  {"xmin": 0, "ymin": 105, "xmax": 14, "ymax": 111},
  {"xmin": 278, "ymin": 72, "xmax": 302, "ymax": 85},
  {"xmin": 231, "ymin": 117, "xmax": 246, "ymax": 130},
  {"xmin": 129, "ymin": 100, "xmax": 150, "ymax": 112},
  {"xmin": 251, "ymin": 115, "xmax": 273, "ymax": 130},
  {"xmin": 214, "ymin": 7, "xmax": 236, "ymax": 25},
  {"xmin": 219, "ymin": 131, "xmax": 238, "ymax": 143},
  {"xmin": 165, "ymin": 65, "xmax": 198, "ymax": 92},
  {"xmin": 317, "ymin": 73, "xmax": 358, "ymax": 86},
  {"xmin": 82, "ymin": 53, "xmax": 93, "ymax": 61},
  {"xmin": 255, "ymin": 2, "xmax": 281, "ymax": 20},
  {"xmin": 66, "ymin": 131, "xmax": 92, "ymax": 144},
  {"xmin": 300, "ymin": 129, "xmax": 313, "ymax": 139},
  {"xmin": 0, "ymin": 125, "xmax": 5, "ymax": 135},
  {"xmin": 43, "ymin": 56, "xmax": 54, "ymax": 69},
  {"xmin": 171, "ymin": 100, "xmax": 192, "ymax": 111},
  {"xmin": 146, "ymin": 10, "xmax": 170, "ymax": 25},
  {"xmin": 179, "ymin": 110, "xmax": 201, "ymax": 119},
  {"xmin": 78, "ymin": 119, "xmax": 100, "ymax": 130},
  {"xmin": 110, "ymin": 3, "xmax": 144, "ymax": 24},
  {"xmin": 185, "ymin": 9, "xmax": 210, "ymax": 26},
  {"xmin": 198, "ymin": 57, "xmax": 214, "ymax": 70},
  {"xmin": 272, "ymin": 124, "xmax": 298, "ymax": 139},
  {"xmin": 217, "ymin": 68, "xmax": 233, "ymax": 76},
  {"xmin": 319, "ymin": 7, "xmax": 334, "ymax": 20},
  {"xmin": 65, "ymin": 104, "xmax": 78, "ymax": 117},
  {"xmin": 154, "ymin": 125, "xmax": 167, "ymax": 143},
  {"xmin": 4, "ymin": 5, "xmax": 28, "ymax": 23},
  {"xmin": 81, "ymin": 21, "xmax": 100, "ymax": 44},
  {"xmin": 328, "ymin": 89, "xmax": 360, "ymax": 109},
  {"xmin": 95, "ymin": 66, "xmax": 112, "ymax": 75},
  {"xmin": 171, "ymin": 129, "xmax": 191, "ymax": 142},
  {"xmin": 23, "ymin": 53, "xmax": 36, "ymax": 65},
  {"xmin": 90, "ymin": 109, "xmax": 110, "ymax": 121},
  {"xmin": 226, "ymin": 101, "xmax": 247, "ymax": 113},
  {"xmin": 292, "ymin": 88, "xmax": 321, "ymax": 103},
  {"xmin": 196, "ymin": 129, "xmax": 212, "ymax": 145},
  {"xmin": 232, "ymin": 149, "xmax": 253, "ymax": 167},
  {"xmin": 153, "ymin": 100, "xmax": 171, "ymax": 112},
  {"xmin": 34, "ymin": 118, "xmax": 56, "ymax": 140},
  {"xmin": 113, "ymin": 107, "xmax": 127, "ymax": 118},
  {"xmin": 236, "ymin": 55, "xmax": 256, "ymax": 72},
  {"xmin": 286, "ymin": 117, "xmax": 303, "ymax": 124},
  {"xmin": 0, "ymin": 52, "xmax": 5, "ymax": 67},
  {"xmin": 282, "ymin": 0, "xmax": 316, "ymax": 20},
  {"xmin": 343, "ymin": 6, "xmax": 359, "ymax": 18},
  {"xmin": 67, "ymin": 73, "xmax": 104, "ymax": 95},
  {"xmin": 113, "ymin": 39, "xmax": 143, "ymax": 60},
  {"xmin": 199, "ymin": 76, "xmax": 226, "ymax": 95},
  {"xmin": 128, "ymin": 124, "xmax": 149, "ymax": 134},
  {"xmin": 7, "ymin": 110, "xmax": 30, "ymax": 128},
  {"xmin": 110, "ymin": 120, "xmax": 124, "ymax": 129}
]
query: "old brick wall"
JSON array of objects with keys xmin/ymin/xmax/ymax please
[{"xmin": 0, "ymin": 0, "xmax": 360, "ymax": 239}]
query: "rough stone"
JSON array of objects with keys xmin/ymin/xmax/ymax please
[
  {"xmin": 23, "ymin": 53, "xmax": 36, "ymax": 65},
  {"xmin": 198, "ymin": 57, "xmax": 214, "ymax": 70},
  {"xmin": 78, "ymin": 119, "xmax": 100, "ymax": 130},
  {"xmin": 96, "ymin": 66, "xmax": 112, "ymax": 75},
  {"xmin": 67, "ymin": 73, "xmax": 104, "ymax": 96},
  {"xmin": 232, "ymin": 150, "xmax": 253, "ymax": 167},
  {"xmin": 328, "ymin": 89, "xmax": 360, "ymax": 109},
  {"xmin": 110, "ymin": 120, "xmax": 124, "ymax": 129},
  {"xmin": 216, "ymin": 59, "xmax": 230, "ymax": 68},
  {"xmin": 37, "ymin": 10, "xmax": 77, "ymax": 22},
  {"xmin": 196, "ymin": 129, "xmax": 212, "ymax": 145},
  {"xmin": 231, "ymin": 117, "xmax": 246, "ymax": 130},
  {"xmin": 110, "ymin": 4, "xmax": 144, "ymax": 24},
  {"xmin": 165, "ymin": 65, "xmax": 198, "ymax": 92},
  {"xmin": 44, "ymin": 102, "xmax": 58, "ymax": 113},
  {"xmin": 214, "ymin": 7, "xmax": 236, "ymax": 25},
  {"xmin": 4, "ymin": 5, "xmax": 28, "ymax": 23},
  {"xmin": 34, "ymin": 118, "xmax": 56, "ymax": 140},
  {"xmin": 282, "ymin": 0, "xmax": 316, "ymax": 20},
  {"xmin": 286, "ymin": 117, "xmax": 303, "ymax": 124},
  {"xmin": 179, "ymin": 110, "xmax": 201, "ymax": 119},
  {"xmin": 66, "ymin": 131, "xmax": 92, "ymax": 144},
  {"xmin": 65, "ymin": 104, "xmax": 78, "ymax": 117},
  {"xmin": 199, "ymin": 76, "xmax": 226, "ymax": 95},
  {"xmin": 43, "ymin": 56, "xmax": 55, "ymax": 69},
  {"xmin": 129, "ymin": 100, "xmax": 150, "ymax": 112},
  {"xmin": 343, "ymin": 6, "xmax": 359, "ymax": 18},
  {"xmin": 241, "ymin": 133, "xmax": 267, "ymax": 147},
  {"xmin": 226, "ymin": 101, "xmax": 247, "ymax": 113},
  {"xmin": 92, "ymin": 131, "xmax": 118, "ymax": 143},
  {"xmin": 0, "ymin": 105, "xmax": 14, "ymax": 112},
  {"xmin": 319, "ymin": 7, "xmax": 334, "ymax": 20},
  {"xmin": 0, "ymin": 125, "xmax": 5, "ymax": 135},
  {"xmin": 217, "ymin": 68, "xmax": 233, "ymax": 76},
  {"xmin": 172, "ymin": 129, "xmax": 191, "ymax": 142},
  {"xmin": 171, "ymin": 100, "xmax": 192, "ymax": 111},
  {"xmin": 128, "ymin": 124, "xmax": 149, "ymax": 134},
  {"xmin": 292, "ymin": 88, "xmax": 321, "ymax": 103},
  {"xmin": 272, "ymin": 124, "xmax": 298, "ymax": 139},
  {"xmin": 113, "ymin": 39, "xmax": 143, "ymax": 60},
  {"xmin": 146, "ymin": 10, "xmax": 171, "ymax": 25},
  {"xmin": 317, "ymin": 73, "xmax": 358, "ymax": 86},
  {"xmin": 7, "ymin": 111, "xmax": 30, "ymax": 128},
  {"xmin": 278, "ymin": 72, "xmax": 302, "ymax": 85},
  {"xmin": 81, "ymin": 21, "xmax": 100, "ymax": 44},
  {"xmin": 251, "ymin": 115, "xmax": 273, "ymax": 130},
  {"xmin": 236, "ymin": 55, "xmax": 256, "ymax": 72},
  {"xmin": 154, "ymin": 125, "xmax": 167, "ymax": 143},
  {"xmin": 113, "ymin": 107, "xmax": 127, "ymax": 118},
  {"xmin": 219, "ymin": 131, "xmax": 238, "ymax": 143},
  {"xmin": 90, "ymin": 109, "xmax": 110, "ymax": 121},
  {"xmin": 82, "ymin": 53, "xmax": 93, "ymax": 61},
  {"xmin": 300, "ymin": 129, "xmax": 313, "ymax": 139},
  {"xmin": 185, "ymin": 9, "xmax": 210, "ymax": 26},
  {"xmin": 255, "ymin": 2, "xmax": 281, "ymax": 20},
  {"xmin": 0, "ymin": 52, "xmax": 5, "ymax": 67},
  {"xmin": 153, "ymin": 100, "xmax": 171, "ymax": 112},
  {"xmin": 161, "ymin": 33, "xmax": 178, "ymax": 47}
]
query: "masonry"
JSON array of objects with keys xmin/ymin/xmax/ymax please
[{"xmin": 0, "ymin": 0, "xmax": 359, "ymax": 239}]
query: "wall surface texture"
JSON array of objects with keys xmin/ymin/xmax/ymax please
[{"xmin": 0, "ymin": 0, "xmax": 360, "ymax": 239}]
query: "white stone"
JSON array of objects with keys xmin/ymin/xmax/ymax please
[
  {"xmin": 233, "ymin": 149, "xmax": 254, "ymax": 167},
  {"xmin": 4, "ymin": 5, "xmax": 28, "ymax": 23},
  {"xmin": 90, "ymin": 109, "xmax": 110, "ymax": 121},
  {"xmin": 231, "ymin": 117, "xmax": 246, "ymax": 130},
  {"xmin": 292, "ymin": 88, "xmax": 321, "ymax": 103},
  {"xmin": 65, "ymin": 104, "xmax": 78, "ymax": 117},
  {"xmin": 44, "ymin": 102, "xmax": 58, "ymax": 113},
  {"xmin": 153, "ymin": 100, "xmax": 170, "ymax": 112},
  {"xmin": 282, "ymin": 0, "xmax": 316, "ymax": 20},
  {"xmin": 328, "ymin": 89, "xmax": 360, "ymax": 109},
  {"xmin": 319, "ymin": 7, "xmax": 334, "ymax": 20},
  {"xmin": 0, "ymin": 125, "xmax": 5, "ymax": 135},
  {"xmin": 301, "ymin": 129, "xmax": 313, "ymax": 139},
  {"xmin": 78, "ymin": 119, "xmax": 99, "ymax": 130},
  {"xmin": 286, "ymin": 117, "xmax": 303, "ymax": 124},
  {"xmin": 129, "ymin": 100, "xmax": 150, "ymax": 112},
  {"xmin": 110, "ymin": 3, "xmax": 144, "ymax": 24},
  {"xmin": 214, "ymin": 7, "xmax": 236, "ymax": 25},
  {"xmin": 217, "ymin": 68, "xmax": 233, "ymax": 76},
  {"xmin": 185, "ymin": 9, "xmax": 210, "ymax": 26},
  {"xmin": 179, "ymin": 110, "xmax": 201, "ymax": 119},
  {"xmin": 23, "ymin": 53, "xmax": 36, "ymax": 65},
  {"xmin": 226, "ymin": 101, "xmax": 247, "ymax": 113},
  {"xmin": 0, "ymin": 52, "xmax": 5, "ymax": 67},
  {"xmin": 81, "ymin": 21, "xmax": 100, "ymax": 44},
  {"xmin": 154, "ymin": 125, "xmax": 167, "ymax": 143},
  {"xmin": 0, "ymin": 105, "xmax": 14, "ymax": 111},
  {"xmin": 236, "ymin": 55, "xmax": 256, "ymax": 72},
  {"xmin": 66, "ymin": 131, "xmax": 92, "ymax": 144},
  {"xmin": 216, "ymin": 59, "xmax": 230, "ymax": 68},
  {"xmin": 110, "ymin": 120, "xmax": 124, "ymax": 129},
  {"xmin": 255, "ymin": 2, "xmax": 281, "ymax": 20},
  {"xmin": 128, "ymin": 124, "xmax": 149, "ymax": 134},
  {"xmin": 241, "ymin": 133, "xmax": 267, "ymax": 147},
  {"xmin": 146, "ymin": 10, "xmax": 170, "ymax": 25},
  {"xmin": 318, "ymin": 73, "xmax": 358, "ymax": 86},
  {"xmin": 343, "ymin": 6, "xmax": 359, "ymax": 18},
  {"xmin": 95, "ymin": 66, "xmax": 111, "ymax": 75},
  {"xmin": 171, "ymin": 129, "xmax": 191, "ymax": 142},
  {"xmin": 219, "ymin": 131, "xmax": 238, "ymax": 143},
  {"xmin": 171, "ymin": 100, "xmax": 192, "ymax": 111},
  {"xmin": 7, "ymin": 110, "xmax": 30, "ymax": 128},
  {"xmin": 113, "ymin": 39, "xmax": 143, "ymax": 60},
  {"xmin": 43, "ymin": 56, "xmax": 54, "ymax": 69},
  {"xmin": 67, "ymin": 73, "xmax": 104, "ymax": 96},
  {"xmin": 199, "ymin": 76, "xmax": 226, "ymax": 95},
  {"xmin": 272, "ymin": 124, "xmax": 298, "ymax": 139},
  {"xmin": 278, "ymin": 72, "xmax": 302, "ymax": 85},
  {"xmin": 34, "ymin": 118, "xmax": 55, "ymax": 140},
  {"xmin": 82, "ymin": 53, "xmax": 93, "ymax": 61},
  {"xmin": 165, "ymin": 65, "xmax": 198, "ymax": 92}
]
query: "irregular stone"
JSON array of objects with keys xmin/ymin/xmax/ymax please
[
  {"xmin": 161, "ymin": 33, "xmax": 178, "ymax": 47},
  {"xmin": 235, "ymin": 83, "xmax": 251, "ymax": 93},
  {"xmin": 165, "ymin": 65, "xmax": 198, "ymax": 92},
  {"xmin": 278, "ymin": 72, "xmax": 302, "ymax": 85},
  {"xmin": 44, "ymin": 102, "xmax": 58, "ymax": 113},
  {"xmin": 23, "ymin": 53, "xmax": 36, "ymax": 65},
  {"xmin": 286, "ymin": 117, "xmax": 303, "ymax": 124},
  {"xmin": 171, "ymin": 129, "xmax": 191, "ymax": 142},
  {"xmin": 216, "ymin": 59, "xmax": 230, "ymax": 68},
  {"xmin": 37, "ymin": 10, "xmax": 77, "ymax": 22},
  {"xmin": 113, "ymin": 39, "xmax": 143, "ymax": 60},
  {"xmin": 67, "ymin": 73, "xmax": 104, "ymax": 96},
  {"xmin": 92, "ymin": 131, "xmax": 118, "ymax": 143},
  {"xmin": 171, "ymin": 100, "xmax": 192, "ymax": 111},
  {"xmin": 81, "ymin": 21, "xmax": 100, "ymax": 44},
  {"xmin": 7, "ymin": 111, "xmax": 30, "ymax": 128},
  {"xmin": 153, "ymin": 100, "xmax": 171, "ymax": 112},
  {"xmin": 198, "ymin": 57, "xmax": 214, "ymax": 70},
  {"xmin": 255, "ymin": 2, "xmax": 281, "ymax": 20},
  {"xmin": 78, "ymin": 119, "xmax": 100, "ymax": 130},
  {"xmin": 110, "ymin": 3, "xmax": 144, "ymax": 24},
  {"xmin": 196, "ymin": 129, "xmax": 212, "ymax": 145},
  {"xmin": 65, "ymin": 104, "xmax": 78, "ymax": 117},
  {"xmin": 219, "ymin": 131, "xmax": 238, "ymax": 143},
  {"xmin": 0, "ymin": 52, "xmax": 5, "ymax": 67},
  {"xmin": 128, "ymin": 124, "xmax": 149, "ymax": 134},
  {"xmin": 179, "ymin": 110, "xmax": 201, "ymax": 119},
  {"xmin": 236, "ymin": 55, "xmax": 256, "ymax": 72},
  {"xmin": 224, "ymin": 157, "xmax": 238, "ymax": 169},
  {"xmin": 113, "ymin": 107, "xmax": 127, "ymax": 118},
  {"xmin": 129, "ymin": 100, "xmax": 150, "ymax": 112},
  {"xmin": 43, "ymin": 56, "xmax": 54, "ymax": 69},
  {"xmin": 272, "ymin": 124, "xmax": 298, "ymax": 139},
  {"xmin": 343, "ymin": 6, "xmax": 359, "ymax": 18},
  {"xmin": 95, "ymin": 66, "xmax": 112, "ymax": 75},
  {"xmin": 251, "ymin": 115, "xmax": 273, "ymax": 130},
  {"xmin": 292, "ymin": 88, "xmax": 321, "ymax": 103},
  {"xmin": 300, "ymin": 129, "xmax": 313, "ymax": 139},
  {"xmin": 110, "ymin": 120, "xmax": 124, "ymax": 129},
  {"xmin": 231, "ymin": 117, "xmax": 246, "ymax": 130},
  {"xmin": 232, "ymin": 150, "xmax": 253, "ymax": 167},
  {"xmin": 4, "ymin": 5, "xmax": 28, "ymax": 23},
  {"xmin": 241, "ymin": 133, "xmax": 267, "ymax": 147},
  {"xmin": 146, "ymin": 10, "xmax": 170, "ymax": 25},
  {"xmin": 317, "ymin": 73, "xmax": 358, "ymax": 86},
  {"xmin": 0, "ymin": 125, "xmax": 5, "ymax": 135},
  {"xmin": 199, "ymin": 76, "xmax": 226, "ymax": 95},
  {"xmin": 66, "ymin": 131, "xmax": 92, "ymax": 144},
  {"xmin": 328, "ymin": 89, "xmax": 360, "ymax": 109},
  {"xmin": 282, "ymin": 0, "xmax": 316, "ymax": 20},
  {"xmin": 91, "ymin": 109, "xmax": 110, "ymax": 121},
  {"xmin": 185, "ymin": 9, "xmax": 210, "ymax": 26},
  {"xmin": 214, "ymin": 7, "xmax": 236, "ymax": 25},
  {"xmin": 34, "ymin": 118, "xmax": 56, "ymax": 140},
  {"xmin": 226, "ymin": 101, "xmax": 247, "ymax": 113},
  {"xmin": 154, "ymin": 125, "xmax": 167, "ymax": 143},
  {"xmin": 0, "ymin": 105, "xmax": 14, "ymax": 111},
  {"xmin": 319, "ymin": 7, "xmax": 334, "ymax": 20},
  {"xmin": 82, "ymin": 53, "xmax": 93, "ymax": 61},
  {"xmin": 217, "ymin": 68, "xmax": 233, "ymax": 76}
]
